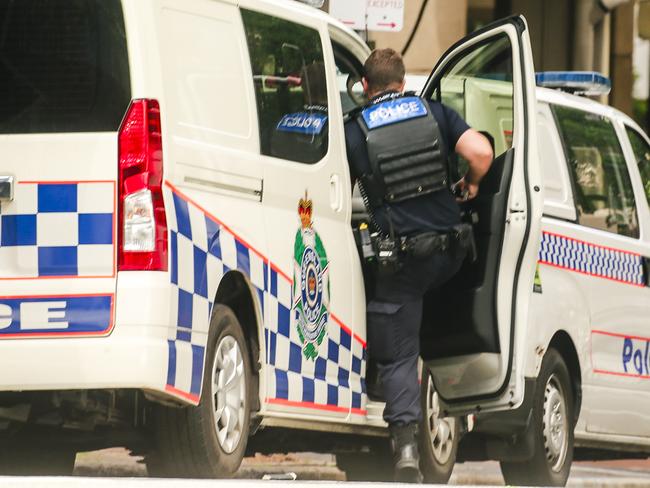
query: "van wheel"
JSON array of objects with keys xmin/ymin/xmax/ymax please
[
  {"xmin": 147, "ymin": 304, "xmax": 252, "ymax": 478},
  {"xmin": 419, "ymin": 368, "xmax": 458, "ymax": 483},
  {"xmin": 500, "ymin": 349, "xmax": 574, "ymax": 487}
]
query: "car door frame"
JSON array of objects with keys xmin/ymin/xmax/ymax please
[
  {"xmin": 237, "ymin": 2, "xmax": 364, "ymax": 422},
  {"xmin": 420, "ymin": 16, "xmax": 543, "ymax": 414}
]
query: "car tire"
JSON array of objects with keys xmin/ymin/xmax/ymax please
[
  {"xmin": 418, "ymin": 367, "xmax": 458, "ymax": 484},
  {"xmin": 0, "ymin": 444, "xmax": 76, "ymax": 475},
  {"xmin": 147, "ymin": 304, "xmax": 252, "ymax": 478},
  {"xmin": 500, "ymin": 348, "xmax": 574, "ymax": 487}
]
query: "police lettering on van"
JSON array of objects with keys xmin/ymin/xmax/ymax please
[{"xmin": 0, "ymin": 296, "xmax": 112, "ymax": 336}]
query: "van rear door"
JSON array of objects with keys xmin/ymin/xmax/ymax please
[
  {"xmin": 0, "ymin": 0, "xmax": 130, "ymax": 339},
  {"xmin": 420, "ymin": 16, "xmax": 543, "ymax": 415}
]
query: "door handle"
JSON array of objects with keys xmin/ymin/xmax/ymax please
[
  {"xmin": 643, "ymin": 257, "xmax": 650, "ymax": 287},
  {"xmin": 329, "ymin": 173, "xmax": 342, "ymax": 212},
  {"xmin": 0, "ymin": 176, "xmax": 14, "ymax": 202}
]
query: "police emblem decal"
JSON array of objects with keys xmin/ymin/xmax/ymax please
[{"xmin": 292, "ymin": 192, "xmax": 330, "ymax": 360}]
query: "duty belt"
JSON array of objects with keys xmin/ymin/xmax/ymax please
[{"xmin": 402, "ymin": 223, "xmax": 476, "ymax": 260}]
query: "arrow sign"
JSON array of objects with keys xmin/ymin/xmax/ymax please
[
  {"xmin": 329, "ymin": 0, "xmax": 404, "ymax": 32},
  {"xmin": 329, "ymin": 0, "xmax": 366, "ymax": 30},
  {"xmin": 367, "ymin": 0, "xmax": 404, "ymax": 32}
]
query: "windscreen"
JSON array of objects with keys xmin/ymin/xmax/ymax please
[{"xmin": 0, "ymin": 0, "xmax": 131, "ymax": 134}]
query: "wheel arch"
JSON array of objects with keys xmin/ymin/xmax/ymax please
[
  {"xmin": 212, "ymin": 270, "xmax": 264, "ymax": 412},
  {"xmin": 548, "ymin": 330, "xmax": 582, "ymax": 426}
]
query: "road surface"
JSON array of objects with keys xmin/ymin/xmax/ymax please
[{"xmin": 69, "ymin": 448, "xmax": 650, "ymax": 486}]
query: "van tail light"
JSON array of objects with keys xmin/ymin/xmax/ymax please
[{"xmin": 118, "ymin": 99, "xmax": 168, "ymax": 271}]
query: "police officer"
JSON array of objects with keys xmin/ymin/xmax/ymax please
[{"xmin": 345, "ymin": 49, "xmax": 493, "ymax": 482}]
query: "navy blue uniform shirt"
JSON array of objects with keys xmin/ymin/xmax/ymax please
[{"xmin": 345, "ymin": 93, "xmax": 470, "ymax": 236}]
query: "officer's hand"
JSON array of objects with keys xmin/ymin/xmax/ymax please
[{"xmin": 454, "ymin": 177, "xmax": 479, "ymax": 202}]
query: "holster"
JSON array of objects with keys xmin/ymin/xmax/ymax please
[
  {"xmin": 371, "ymin": 235, "xmax": 404, "ymax": 276},
  {"xmin": 452, "ymin": 223, "xmax": 477, "ymax": 262}
]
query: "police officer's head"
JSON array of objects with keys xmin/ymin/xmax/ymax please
[{"xmin": 362, "ymin": 48, "xmax": 406, "ymax": 98}]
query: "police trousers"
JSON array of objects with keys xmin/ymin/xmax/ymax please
[{"xmin": 366, "ymin": 250, "xmax": 465, "ymax": 426}]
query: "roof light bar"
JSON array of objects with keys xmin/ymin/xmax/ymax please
[{"xmin": 535, "ymin": 71, "xmax": 611, "ymax": 96}]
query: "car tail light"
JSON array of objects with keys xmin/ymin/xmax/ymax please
[{"xmin": 118, "ymin": 99, "xmax": 168, "ymax": 271}]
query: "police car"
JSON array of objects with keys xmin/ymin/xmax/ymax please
[
  {"xmin": 0, "ymin": 0, "xmax": 646, "ymax": 485},
  {"xmin": 398, "ymin": 68, "xmax": 650, "ymax": 484}
]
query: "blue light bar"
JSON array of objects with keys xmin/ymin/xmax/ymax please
[{"xmin": 535, "ymin": 71, "xmax": 611, "ymax": 96}]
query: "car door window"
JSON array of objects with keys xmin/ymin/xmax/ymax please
[
  {"xmin": 431, "ymin": 34, "xmax": 513, "ymax": 179},
  {"xmin": 241, "ymin": 9, "xmax": 328, "ymax": 164},
  {"xmin": 625, "ymin": 126, "xmax": 650, "ymax": 207},
  {"xmin": 553, "ymin": 105, "xmax": 639, "ymax": 238}
]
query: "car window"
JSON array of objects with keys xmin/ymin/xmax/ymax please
[
  {"xmin": 0, "ymin": 0, "xmax": 130, "ymax": 134},
  {"xmin": 625, "ymin": 126, "xmax": 650, "ymax": 207},
  {"xmin": 241, "ymin": 9, "xmax": 328, "ymax": 164},
  {"xmin": 553, "ymin": 105, "xmax": 639, "ymax": 238},
  {"xmin": 429, "ymin": 34, "xmax": 514, "ymax": 178}
]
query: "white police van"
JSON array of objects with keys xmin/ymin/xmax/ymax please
[{"xmin": 0, "ymin": 0, "xmax": 641, "ymax": 485}]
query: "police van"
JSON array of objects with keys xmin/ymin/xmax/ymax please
[{"xmin": 0, "ymin": 0, "xmax": 645, "ymax": 485}]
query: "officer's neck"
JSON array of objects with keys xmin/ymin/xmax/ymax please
[{"xmin": 369, "ymin": 89, "xmax": 403, "ymax": 104}]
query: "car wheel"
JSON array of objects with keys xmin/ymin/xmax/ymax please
[
  {"xmin": 147, "ymin": 304, "xmax": 252, "ymax": 478},
  {"xmin": 500, "ymin": 348, "xmax": 574, "ymax": 487},
  {"xmin": 419, "ymin": 367, "xmax": 458, "ymax": 483}
]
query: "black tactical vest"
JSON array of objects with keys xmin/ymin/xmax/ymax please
[{"xmin": 356, "ymin": 94, "xmax": 448, "ymax": 210}]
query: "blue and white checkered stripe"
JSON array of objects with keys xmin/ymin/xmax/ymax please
[
  {"xmin": 165, "ymin": 187, "xmax": 266, "ymax": 402},
  {"xmin": 539, "ymin": 231, "xmax": 645, "ymax": 286},
  {"xmin": 165, "ymin": 185, "xmax": 367, "ymax": 412},
  {"xmin": 265, "ymin": 267, "xmax": 366, "ymax": 412},
  {"xmin": 0, "ymin": 182, "xmax": 114, "ymax": 278}
]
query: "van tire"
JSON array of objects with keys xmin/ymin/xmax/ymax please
[
  {"xmin": 500, "ymin": 348, "xmax": 574, "ymax": 487},
  {"xmin": 147, "ymin": 304, "xmax": 252, "ymax": 478},
  {"xmin": 419, "ymin": 367, "xmax": 458, "ymax": 483}
]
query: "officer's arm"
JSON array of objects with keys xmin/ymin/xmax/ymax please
[{"xmin": 454, "ymin": 129, "xmax": 493, "ymax": 198}]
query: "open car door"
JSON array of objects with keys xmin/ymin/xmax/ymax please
[{"xmin": 420, "ymin": 16, "xmax": 542, "ymax": 415}]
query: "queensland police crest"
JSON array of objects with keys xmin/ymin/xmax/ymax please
[{"xmin": 291, "ymin": 192, "xmax": 330, "ymax": 360}]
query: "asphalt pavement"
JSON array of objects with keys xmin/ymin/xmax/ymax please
[{"xmin": 65, "ymin": 448, "xmax": 650, "ymax": 487}]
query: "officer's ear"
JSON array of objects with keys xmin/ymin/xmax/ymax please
[
  {"xmin": 399, "ymin": 79, "xmax": 406, "ymax": 93},
  {"xmin": 362, "ymin": 77, "xmax": 370, "ymax": 95}
]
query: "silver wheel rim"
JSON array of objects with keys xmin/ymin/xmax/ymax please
[
  {"xmin": 211, "ymin": 335, "xmax": 246, "ymax": 454},
  {"xmin": 426, "ymin": 376, "xmax": 456, "ymax": 465},
  {"xmin": 542, "ymin": 373, "xmax": 569, "ymax": 472}
]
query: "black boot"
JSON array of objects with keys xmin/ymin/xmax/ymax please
[{"xmin": 389, "ymin": 423, "xmax": 423, "ymax": 483}]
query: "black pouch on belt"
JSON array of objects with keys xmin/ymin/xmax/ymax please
[
  {"xmin": 452, "ymin": 223, "xmax": 477, "ymax": 262},
  {"xmin": 405, "ymin": 232, "xmax": 450, "ymax": 259}
]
